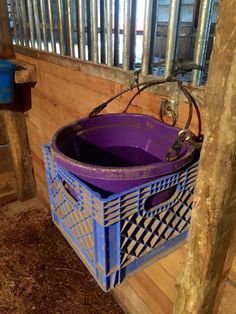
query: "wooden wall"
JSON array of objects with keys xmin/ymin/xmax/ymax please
[
  {"xmin": 15, "ymin": 52, "xmax": 201, "ymax": 205},
  {"xmin": 0, "ymin": 115, "xmax": 17, "ymax": 204}
]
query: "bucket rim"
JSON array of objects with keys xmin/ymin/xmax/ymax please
[{"xmin": 51, "ymin": 113, "xmax": 196, "ymax": 180}]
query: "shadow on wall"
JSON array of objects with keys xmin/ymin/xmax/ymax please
[{"xmin": 0, "ymin": 82, "xmax": 35, "ymax": 113}]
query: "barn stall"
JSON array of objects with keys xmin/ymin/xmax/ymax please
[{"xmin": 0, "ymin": 0, "xmax": 235, "ymax": 313}]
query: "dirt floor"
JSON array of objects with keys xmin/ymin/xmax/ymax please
[{"xmin": 0, "ymin": 198, "xmax": 123, "ymax": 314}]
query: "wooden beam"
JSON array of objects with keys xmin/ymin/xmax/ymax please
[
  {"xmin": 13, "ymin": 60, "xmax": 37, "ymax": 84},
  {"xmin": 0, "ymin": 1, "xmax": 36, "ymax": 83},
  {"xmin": 0, "ymin": 0, "xmax": 36, "ymax": 201},
  {"xmin": 174, "ymin": 1, "xmax": 236, "ymax": 313},
  {"xmin": 0, "ymin": 0, "xmax": 15, "ymax": 59},
  {"xmin": 1, "ymin": 103, "xmax": 36, "ymax": 201},
  {"xmin": 14, "ymin": 46, "xmax": 205, "ymax": 105}
]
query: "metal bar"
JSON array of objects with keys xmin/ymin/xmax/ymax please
[
  {"xmin": 141, "ymin": 0, "xmax": 153, "ymax": 75},
  {"xmin": 164, "ymin": 0, "xmax": 182, "ymax": 78},
  {"xmin": 9, "ymin": 0, "xmax": 18, "ymax": 44},
  {"xmin": 57, "ymin": 0, "xmax": 65, "ymax": 55},
  {"xmin": 158, "ymin": 33, "xmax": 163, "ymax": 75},
  {"xmin": 91, "ymin": 0, "xmax": 98, "ymax": 62},
  {"xmin": 26, "ymin": 0, "xmax": 35, "ymax": 48},
  {"xmin": 76, "ymin": 0, "xmax": 85, "ymax": 60},
  {"xmin": 129, "ymin": 0, "xmax": 137, "ymax": 70},
  {"xmin": 39, "ymin": 0, "xmax": 47, "ymax": 51},
  {"xmin": 86, "ymin": 0, "xmax": 92, "ymax": 60},
  {"xmin": 149, "ymin": 0, "xmax": 158, "ymax": 74},
  {"xmin": 47, "ymin": 0, "xmax": 56, "ymax": 53},
  {"xmin": 113, "ymin": 0, "xmax": 119, "ymax": 66},
  {"xmin": 106, "ymin": 0, "xmax": 113, "ymax": 66},
  {"xmin": 193, "ymin": 0, "xmax": 201, "ymax": 28},
  {"xmin": 15, "ymin": 0, "xmax": 24, "ymax": 45},
  {"xmin": 76, "ymin": 0, "xmax": 81, "ymax": 58},
  {"xmin": 66, "ymin": 0, "xmax": 74, "ymax": 57},
  {"xmin": 32, "ymin": 0, "xmax": 42, "ymax": 49},
  {"xmin": 192, "ymin": 0, "xmax": 214, "ymax": 85},
  {"xmin": 100, "ymin": 0, "xmax": 106, "ymax": 63},
  {"xmin": 19, "ymin": 0, "xmax": 29, "ymax": 46},
  {"xmin": 63, "ymin": 0, "xmax": 69, "ymax": 55},
  {"xmin": 123, "ymin": 0, "xmax": 131, "ymax": 71}
]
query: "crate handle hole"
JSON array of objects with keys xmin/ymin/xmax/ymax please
[
  {"xmin": 144, "ymin": 186, "xmax": 177, "ymax": 213},
  {"xmin": 62, "ymin": 180, "xmax": 78, "ymax": 202}
]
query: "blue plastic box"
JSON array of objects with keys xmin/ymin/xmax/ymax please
[
  {"xmin": 0, "ymin": 60, "xmax": 16, "ymax": 104},
  {"xmin": 43, "ymin": 145, "xmax": 198, "ymax": 291}
]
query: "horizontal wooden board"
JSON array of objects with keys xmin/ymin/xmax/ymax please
[{"xmin": 15, "ymin": 47, "xmax": 206, "ymax": 105}]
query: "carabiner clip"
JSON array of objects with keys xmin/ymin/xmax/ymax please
[{"xmin": 166, "ymin": 129, "xmax": 201, "ymax": 162}]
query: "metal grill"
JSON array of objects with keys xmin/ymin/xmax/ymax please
[{"xmin": 8, "ymin": 0, "xmax": 219, "ymax": 85}]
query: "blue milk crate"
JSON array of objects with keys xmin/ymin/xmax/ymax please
[{"xmin": 43, "ymin": 145, "xmax": 199, "ymax": 291}]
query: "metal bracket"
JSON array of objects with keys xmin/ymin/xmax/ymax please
[{"xmin": 161, "ymin": 98, "xmax": 178, "ymax": 117}]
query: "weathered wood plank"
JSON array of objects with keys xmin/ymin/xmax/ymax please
[
  {"xmin": 218, "ymin": 254, "xmax": 236, "ymax": 313},
  {"xmin": 14, "ymin": 46, "xmax": 205, "ymax": 104},
  {"xmin": 112, "ymin": 244, "xmax": 236, "ymax": 314},
  {"xmin": 0, "ymin": 0, "xmax": 36, "ymax": 202},
  {"xmin": 1, "ymin": 106, "xmax": 36, "ymax": 201},
  {"xmin": 13, "ymin": 59, "xmax": 37, "ymax": 84},
  {"xmin": 0, "ymin": 0, "xmax": 14, "ymax": 59},
  {"xmin": 174, "ymin": 0, "xmax": 236, "ymax": 313},
  {"xmin": 0, "ymin": 145, "xmax": 14, "ymax": 173},
  {"xmin": 0, "ymin": 114, "xmax": 8, "ymax": 145},
  {"xmin": 0, "ymin": 190, "xmax": 17, "ymax": 206}
]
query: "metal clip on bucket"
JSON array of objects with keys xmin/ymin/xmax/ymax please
[{"xmin": 166, "ymin": 129, "xmax": 203, "ymax": 162}]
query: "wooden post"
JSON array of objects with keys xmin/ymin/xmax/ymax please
[
  {"xmin": 0, "ymin": 0, "xmax": 15, "ymax": 59},
  {"xmin": 0, "ymin": 0, "xmax": 36, "ymax": 201},
  {"xmin": 174, "ymin": 1, "xmax": 236, "ymax": 313}
]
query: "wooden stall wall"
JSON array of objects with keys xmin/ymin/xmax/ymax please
[
  {"xmin": 15, "ymin": 52, "xmax": 201, "ymax": 206},
  {"xmin": 14, "ymin": 52, "xmax": 236, "ymax": 314},
  {"xmin": 0, "ymin": 115, "xmax": 17, "ymax": 204}
]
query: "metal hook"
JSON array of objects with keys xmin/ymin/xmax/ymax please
[{"xmin": 166, "ymin": 129, "xmax": 203, "ymax": 162}]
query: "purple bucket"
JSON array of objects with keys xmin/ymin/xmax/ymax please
[{"xmin": 51, "ymin": 114, "xmax": 196, "ymax": 194}]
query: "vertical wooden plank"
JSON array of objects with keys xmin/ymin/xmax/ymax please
[
  {"xmin": 174, "ymin": 1, "xmax": 236, "ymax": 313},
  {"xmin": 0, "ymin": 0, "xmax": 36, "ymax": 201},
  {"xmin": 0, "ymin": 0, "xmax": 15, "ymax": 59},
  {"xmin": 1, "ymin": 107, "xmax": 36, "ymax": 201}
]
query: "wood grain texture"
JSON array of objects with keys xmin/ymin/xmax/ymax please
[
  {"xmin": 113, "ymin": 244, "xmax": 236, "ymax": 314},
  {"xmin": 14, "ymin": 46, "xmax": 205, "ymax": 104},
  {"xmin": 0, "ymin": 0, "xmax": 14, "ymax": 59},
  {"xmin": 0, "ymin": 145, "xmax": 17, "ymax": 205},
  {"xmin": 174, "ymin": 0, "xmax": 236, "ymax": 313},
  {"xmin": 0, "ymin": 115, "xmax": 8, "ymax": 145},
  {"xmin": 0, "ymin": 0, "xmax": 36, "ymax": 202},
  {"xmin": 1, "ymin": 108, "xmax": 36, "ymax": 201},
  {"xmin": 13, "ymin": 59, "xmax": 37, "ymax": 84}
]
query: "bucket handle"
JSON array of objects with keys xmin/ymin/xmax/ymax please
[
  {"xmin": 88, "ymin": 75, "xmax": 203, "ymax": 161},
  {"xmin": 89, "ymin": 76, "xmax": 175, "ymax": 118},
  {"xmin": 88, "ymin": 66, "xmax": 203, "ymax": 140}
]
